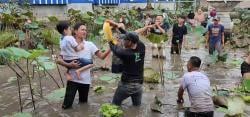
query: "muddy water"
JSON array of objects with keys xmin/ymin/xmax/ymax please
[{"xmin": 0, "ymin": 37, "xmax": 249, "ymax": 117}]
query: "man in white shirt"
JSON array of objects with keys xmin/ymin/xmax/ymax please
[{"xmin": 177, "ymin": 56, "xmax": 214, "ymax": 117}]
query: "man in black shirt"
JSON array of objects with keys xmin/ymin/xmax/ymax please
[
  {"xmin": 241, "ymin": 55, "xmax": 250, "ymax": 78},
  {"xmin": 109, "ymin": 32, "xmax": 145, "ymax": 106},
  {"xmin": 171, "ymin": 15, "xmax": 188, "ymax": 54}
]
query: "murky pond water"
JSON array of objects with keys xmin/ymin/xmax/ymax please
[{"xmin": 0, "ymin": 36, "xmax": 249, "ymax": 117}]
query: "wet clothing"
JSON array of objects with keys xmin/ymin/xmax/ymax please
[
  {"xmin": 112, "ymin": 82, "xmax": 142, "ymax": 106},
  {"xmin": 110, "ymin": 38, "xmax": 145, "ymax": 106},
  {"xmin": 110, "ymin": 40, "xmax": 145, "ymax": 84},
  {"xmin": 171, "ymin": 23, "xmax": 187, "ymax": 54},
  {"xmin": 241, "ymin": 61, "xmax": 250, "ymax": 76},
  {"xmin": 62, "ymin": 81, "xmax": 89, "ymax": 109},
  {"xmin": 111, "ymin": 28, "xmax": 126, "ymax": 73},
  {"xmin": 181, "ymin": 71, "xmax": 214, "ymax": 113},
  {"xmin": 208, "ymin": 24, "xmax": 224, "ymax": 55}
]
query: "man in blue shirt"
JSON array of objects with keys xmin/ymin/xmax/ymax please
[{"xmin": 206, "ymin": 17, "xmax": 225, "ymax": 55}]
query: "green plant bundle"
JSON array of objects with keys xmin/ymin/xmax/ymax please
[
  {"xmin": 146, "ymin": 33, "xmax": 168, "ymax": 44},
  {"xmin": 144, "ymin": 68, "xmax": 160, "ymax": 83},
  {"xmin": 93, "ymin": 86, "xmax": 105, "ymax": 93},
  {"xmin": 100, "ymin": 103, "xmax": 123, "ymax": 117},
  {"xmin": 0, "ymin": 32, "xmax": 18, "ymax": 48},
  {"xmin": 40, "ymin": 28, "xmax": 60, "ymax": 46}
]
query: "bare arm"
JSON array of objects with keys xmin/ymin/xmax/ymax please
[
  {"xmin": 95, "ymin": 49, "xmax": 111, "ymax": 60},
  {"xmin": 56, "ymin": 56, "xmax": 80, "ymax": 68},
  {"xmin": 134, "ymin": 25, "xmax": 153, "ymax": 34},
  {"xmin": 156, "ymin": 24, "xmax": 166, "ymax": 34},
  {"xmin": 222, "ymin": 32, "xmax": 225, "ymax": 46},
  {"xmin": 177, "ymin": 85, "xmax": 184, "ymax": 103}
]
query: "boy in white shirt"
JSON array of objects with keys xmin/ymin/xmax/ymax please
[{"xmin": 56, "ymin": 21, "xmax": 94, "ymax": 80}]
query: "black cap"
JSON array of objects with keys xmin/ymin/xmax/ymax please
[{"xmin": 123, "ymin": 32, "xmax": 139, "ymax": 43}]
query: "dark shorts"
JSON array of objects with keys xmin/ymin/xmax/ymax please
[
  {"xmin": 185, "ymin": 109, "xmax": 214, "ymax": 117},
  {"xmin": 64, "ymin": 58, "xmax": 93, "ymax": 69}
]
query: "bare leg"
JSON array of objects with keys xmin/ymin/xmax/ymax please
[
  {"xmin": 65, "ymin": 72, "xmax": 73, "ymax": 81},
  {"xmin": 76, "ymin": 64, "xmax": 95, "ymax": 79}
]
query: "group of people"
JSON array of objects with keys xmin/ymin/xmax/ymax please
[{"xmin": 53, "ymin": 7, "xmax": 230, "ymax": 117}]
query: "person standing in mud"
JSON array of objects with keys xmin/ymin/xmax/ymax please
[
  {"xmin": 241, "ymin": 54, "xmax": 250, "ymax": 79},
  {"xmin": 109, "ymin": 32, "xmax": 145, "ymax": 106},
  {"xmin": 56, "ymin": 23, "xmax": 111, "ymax": 109},
  {"xmin": 171, "ymin": 15, "xmax": 187, "ymax": 54},
  {"xmin": 206, "ymin": 17, "xmax": 225, "ymax": 55},
  {"xmin": 177, "ymin": 56, "xmax": 214, "ymax": 117}
]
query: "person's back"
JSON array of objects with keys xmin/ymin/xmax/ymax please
[{"xmin": 182, "ymin": 71, "xmax": 214, "ymax": 112}]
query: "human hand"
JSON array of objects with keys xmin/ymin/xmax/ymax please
[
  {"xmin": 205, "ymin": 44, "xmax": 208, "ymax": 48},
  {"xmin": 70, "ymin": 60, "xmax": 81, "ymax": 68},
  {"xmin": 177, "ymin": 98, "xmax": 184, "ymax": 104}
]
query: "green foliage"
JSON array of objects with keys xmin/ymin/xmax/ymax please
[
  {"xmin": 144, "ymin": 68, "xmax": 160, "ymax": 83},
  {"xmin": 216, "ymin": 96, "xmax": 245, "ymax": 116},
  {"xmin": 146, "ymin": 33, "xmax": 168, "ymax": 44},
  {"xmin": 7, "ymin": 47, "xmax": 31, "ymax": 59},
  {"xmin": 0, "ymin": 31, "xmax": 18, "ymax": 48},
  {"xmin": 47, "ymin": 16, "xmax": 58, "ymax": 23},
  {"xmin": 3, "ymin": 112, "xmax": 32, "ymax": 117},
  {"xmin": 0, "ymin": 48, "xmax": 12, "ymax": 64},
  {"xmin": 99, "ymin": 74, "xmax": 120, "ymax": 83},
  {"xmin": 100, "ymin": 103, "xmax": 123, "ymax": 117},
  {"xmin": 93, "ymin": 86, "xmax": 105, "ymax": 93},
  {"xmin": 164, "ymin": 71, "xmax": 179, "ymax": 80},
  {"xmin": 36, "ymin": 56, "xmax": 56, "ymax": 71},
  {"xmin": 45, "ymin": 88, "xmax": 66, "ymax": 102},
  {"xmin": 40, "ymin": 28, "xmax": 60, "ymax": 46}
]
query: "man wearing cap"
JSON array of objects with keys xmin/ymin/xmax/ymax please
[
  {"xmin": 206, "ymin": 17, "xmax": 225, "ymax": 55},
  {"xmin": 109, "ymin": 32, "xmax": 145, "ymax": 106}
]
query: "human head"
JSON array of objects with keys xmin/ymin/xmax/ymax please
[
  {"xmin": 73, "ymin": 22, "xmax": 87, "ymax": 40},
  {"xmin": 178, "ymin": 15, "xmax": 186, "ymax": 24},
  {"xmin": 197, "ymin": 8, "xmax": 203, "ymax": 14},
  {"xmin": 155, "ymin": 15, "xmax": 164, "ymax": 24},
  {"xmin": 123, "ymin": 32, "xmax": 139, "ymax": 48},
  {"xmin": 213, "ymin": 17, "xmax": 220, "ymax": 25},
  {"xmin": 187, "ymin": 56, "xmax": 201, "ymax": 72},
  {"xmin": 56, "ymin": 21, "xmax": 71, "ymax": 36}
]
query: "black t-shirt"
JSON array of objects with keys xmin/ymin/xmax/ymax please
[
  {"xmin": 241, "ymin": 61, "xmax": 250, "ymax": 76},
  {"xmin": 150, "ymin": 24, "xmax": 168, "ymax": 35},
  {"xmin": 109, "ymin": 40, "xmax": 145, "ymax": 84},
  {"xmin": 172, "ymin": 23, "xmax": 187, "ymax": 41}
]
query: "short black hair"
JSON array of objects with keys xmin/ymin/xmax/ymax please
[
  {"xmin": 73, "ymin": 22, "xmax": 85, "ymax": 31},
  {"xmin": 178, "ymin": 15, "xmax": 186, "ymax": 20},
  {"xmin": 56, "ymin": 21, "xmax": 69, "ymax": 35},
  {"xmin": 189, "ymin": 56, "xmax": 201, "ymax": 68},
  {"xmin": 124, "ymin": 32, "xmax": 139, "ymax": 43}
]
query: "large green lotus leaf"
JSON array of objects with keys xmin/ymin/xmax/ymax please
[
  {"xmin": 28, "ymin": 49, "xmax": 48, "ymax": 60},
  {"xmin": 38, "ymin": 61, "xmax": 56, "ymax": 71},
  {"xmin": 3, "ymin": 112, "xmax": 32, "ymax": 117},
  {"xmin": 7, "ymin": 47, "xmax": 31, "ymax": 59},
  {"xmin": 194, "ymin": 26, "xmax": 206, "ymax": 36},
  {"xmin": 243, "ymin": 79, "xmax": 250, "ymax": 92},
  {"xmin": 226, "ymin": 58, "xmax": 243, "ymax": 68},
  {"xmin": 226, "ymin": 97, "xmax": 245, "ymax": 116},
  {"xmin": 164, "ymin": 71, "xmax": 179, "ymax": 80},
  {"xmin": 94, "ymin": 16, "xmax": 106, "ymax": 25},
  {"xmin": 100, "ymin": 76, "xmax": 113, "ymax": 81},
  {"xmin": 45, "ymin": 88, "xmax": 65, "ymax": 102},
  {"xmin": 100, "ymin": 103, "xmax": 123, "ymax": 117},
  {"xmin": 16, "ymin": 30, "xmax": 25, "ymax": 41},
  {"xmin": 82, "ymin": 13, "xmax": 92, "ymax": 20},
  {"xmin": 0, "ymin": 48, "xmax": 12, "ymax": 63},
  {"xmin": 146, "ymin": 33, "xmax": 168, "ymax": 43}
]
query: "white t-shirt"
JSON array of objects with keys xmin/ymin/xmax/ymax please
[
  {"xmin": 181, "ymin": 71, "xmax": 214, "ymax": 112},
  {"xmin": 68, "ymin": 40, "xmax": 99, "ymax": 84},
  {"xmin": 60, "ymin": 36, "xmax": 79, "ymax": 60}
]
